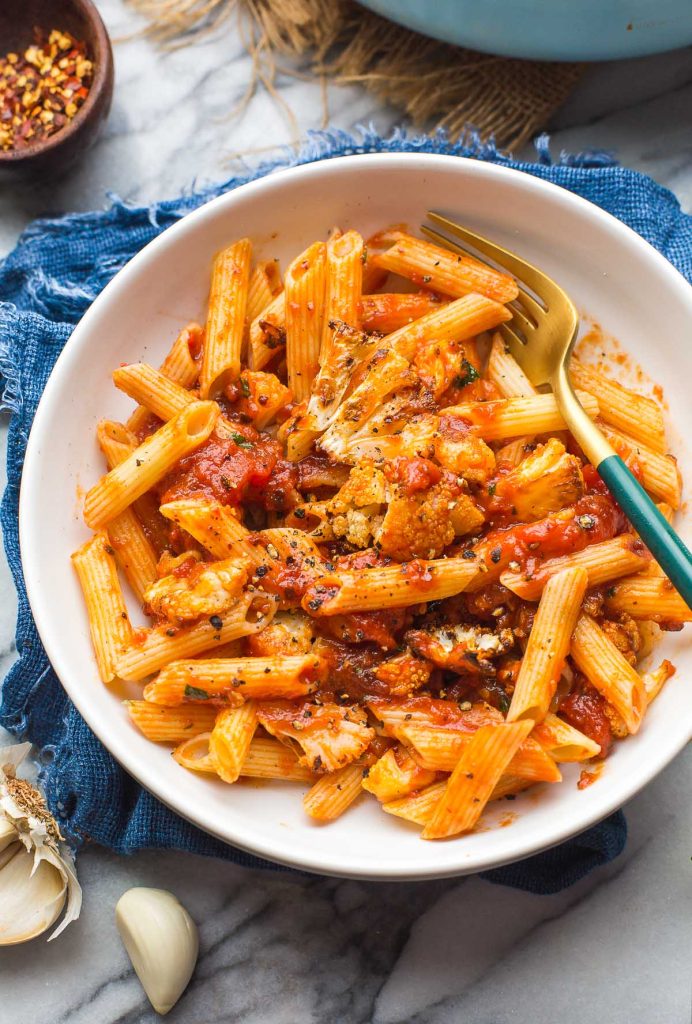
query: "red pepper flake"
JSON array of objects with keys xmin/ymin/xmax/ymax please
[{"xmin": 0, "ymin": 29, "xmax": 93, "ymax": 152}]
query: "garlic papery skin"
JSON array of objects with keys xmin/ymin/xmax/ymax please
[
  {"xmin": 116, "ymin": 887, "xmax": 199, "ymax": 1015},
  {"xmin": 0, "ymin": 743, "xmax": 82, "ymax": 943}
]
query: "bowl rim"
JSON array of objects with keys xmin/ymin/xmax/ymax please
[
  {"xmin": 0, "ymin": 0, "xmax": 113, "ymax": 165},
  {"xmin": 18, "ymin": 152, "xmax": 692, "ymax": 879}
]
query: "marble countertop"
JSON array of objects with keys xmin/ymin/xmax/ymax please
[{"xmin": 0, "ymin": 3, "xmax": 690, "ymax": 1020}]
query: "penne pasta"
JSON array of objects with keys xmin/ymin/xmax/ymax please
[
  {"xmin": 303, "ymin": 763, "xmax": 365, "ymax": 821},
  {"xmin": 142, "ymin": 653, "xmax": 321, "ymax": 705},
  {"xmin": 126, "ymin": 700, "xmax": 218, "ymax": 742},
  {"xmin": 113, "ymin": 363, "xmax": 193, "ymax": 423},
  {"xmin": 200, "ymin": 237, "xmax": 252, "ymax": 397},
  {"xmin": 84, "ymin": 402, "xmax": 219, "ymax": 530},
  {"xmin": 421, "ymin": 720, "xmax": 534, "ymax": 839},
  {"xmin": 642, "ymin": 659, "xmax": 675, "ymax": 705},
  {"xmin": 240, "ymin": 737, "xmax": 315, "ymax": 782},
  {"xmin": 248, "ymin": 291, "xmax": 285, "ymax": 371},
  {"xmin": 209, "ymin": 701, "xmax": 258, "ymax": 783},
  {"xmin": 285, "ymin": 241, "xmax": 327, "ymax": 402},
  {"xmin": 374, "ymin": 232, "xmax": 518, "ymax": 303},
  {"xmin": 603, "ymin": 575, "xmax": 692, "ymax": 623},
  {"xmin": 570, "ymin": 360, "xmax": 666, "ymax": 453},
  {"xmin": 246, "ymin": 259, "xmax": 282, "ymax": 324},
  {"xmin": 172, "ymin": 733, "xmax": 314, "ymax": 781},
  {"xmin": 486, "ymin": 333, "xmax": 537, "ymax": 398},
  {"xmin": 399, "ymin": 723, "xmax": 561, "ymax": 783},
  {"xmin": 115, "ymin": 592, "xmax": 276, "ymax": 681},
  {"xmin": 571, "ymin": 614, "xmax": 646, "ymax": 733},
  {"xmin": 382, "ymin": 779, "xmax": 448, "ymax": 826},
  {"xmin": 321, "ymin": 229, "xmax": 363, "ymax": 352},
  {"xmin": 172, "ymin": 731, "xmax": 217, "ymax": 773},
  {"xmin": 532, "ymin": 713, "xmax": 603, "ymax": 761},
  {"xmin": 71, "ymin": 531, "xmax": 133, "ymax": 682},
  {"xmin": 385, "ymin": 292, "xmax": 512, "ymax": 362},
  {"xmin": 126, "ymin": 323, "xmax": 202, "ymax": 434},
  {"xmin": 444, "ymin": 390, "xmax": 599, "ymax": 441},
  {"xmin": 500, "ymin": 535, "xmax": 651, "ymax": 601},
  {"xmin": 360, "ymin": 292, "xmax": 445, "ymax": 334},
  {"xmin": 507, "ymin": 567, "xmax": 588, "ymax": 724},
  {"xmin": 600, "ymin": 424, "xmax": 681, "ymax": 508},
  {"xmin": 301, "ymin": 557, "xmax": 480, "ymax": 616},
  {"xmin": 96, "ymin": 420, "xmax": 158, "ymax": 603},
  {"xmin": 159, "ymin": 498, "xmax": 262, "ymax": 564}
]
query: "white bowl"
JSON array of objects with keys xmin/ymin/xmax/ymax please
[{"xmin": 20, "ymin": 154, "xmax": 692, "ymax": 880}]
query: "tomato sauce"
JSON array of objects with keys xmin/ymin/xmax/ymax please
[
  {"xmin": 384, "ymin": 456, "xmax": 441, "ymax": 495},
  {"xmin": 317, "ymin": 639, "xmax": 389, "ymax": 700},
  {"xmin": 317, "ymin": 609, "xmax": 408, "ymax": 650},
  {"xmin": 473, "ymin": 493, "xmax": 627, "ymax": 577},
  {"xmin": 159, "ymin": 425, "xmax": 301, "ymax": 511},
  {"xmin": 559, "ymin": 686, "xmax": 613, "ymax": 756}
]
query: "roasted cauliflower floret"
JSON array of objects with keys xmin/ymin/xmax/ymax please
[
  {"xmin": 599, "ymin": 613, "xmax": 641, "ymax": 666},
  {"xmin": 375, "ymin": 462, "xmax": 484, "ymax": 560},
  {"xmin": 433, "ymin": 414, "xmax": 496, "ymax": 484},
  {"xmin": 256, "ymin": 700, "xmax": 374, "ymax": 772},
  {"xmin": 492, "ymin": 438, "xmax": 584, "ymax": 521},
  {"xmin": 144, "ymin": 558, "xmax": 247, "ymax": 623},
  {"xmin": 247, "ymin": 611, "xmax": 314, "ymax": 657},
  {"xmin": 375, "ymin": 649, "xmax": 432, "ymax": 697},
  {"xmin": 406, "ymin": 623, "xmax": 515, "ymax": 675},
  {"xmin": 362, "ymin": 745, "xmax": 436, "ymax": 802},
  {"xmin": 328, "ymin": 462, "xmax": 387, "ymax": 549}
]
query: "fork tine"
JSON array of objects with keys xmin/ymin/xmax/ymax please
[
  {"xmin": 425, "ymin": 213, "xmax": 544, "ymax": 287},
  {"xmin": 498, "ymin": 322, "xmax": 528, "ymax": 360},
  {"xmin": 515, "ymin": 288, "xmax": 545, "ymax": 320},
  {"xmin": 509, "ymin": 303, "xmax": 536, "ymax": 336}
]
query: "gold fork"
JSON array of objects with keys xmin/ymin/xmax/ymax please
[{"xmin": 423, "ymin": 211, "xmax": 692, "ymax": 606}]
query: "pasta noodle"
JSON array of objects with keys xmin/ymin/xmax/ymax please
[
  {"xmin": 200, "ymin": 238, "xmax": 252, "ymax": 397},
  {"xmin": 571, "ymin": 614, "xmax": 646, "ymax": 734},
  {"xmin": 507, "ymin": 567, "xmax": 588, "ymax": 724},
  {"xmin": 73, "ymin": 223, "xmax": 686, "ymax": 844},
  {"xmin": 72, "ymin": 531, "xmax": 133, "ymax": 682},
  {"xmin": 421, "ymin": 720, "xmax": 534, "ymax": 839},
  {"xmin": 285, "ymin": 241, "xmax": 327, "ymax": 402},
  {"xmin": 84, "ymin": 401, "xmax": 219, "ymax": 529}
]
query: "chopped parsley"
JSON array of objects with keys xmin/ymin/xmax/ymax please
[
  {"xmin": 184, "ymin": 684, "xmax": 210, "ymax": 700},
  {"xmin": 488, "ymin": 481, "xmax": 497, "ymax": 497},
  {"xmin": 239, "ymin": 377, "xmax": 251, "ymax": 398},
  {"xmin": 453, "ymin": 358, "xmax": 480, "ymax": 389},
  {"xmin": 231, "ymin": 432, "xmax": 254, "ymax": 450}
]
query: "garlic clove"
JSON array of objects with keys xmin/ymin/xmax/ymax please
[
  {"xmin": 115, "ymin": 887, "xmax": 199, "ymax": 1015},
  {"xmin": 0, "ymin": 817, "xmax": 17, "ymax": 853},
  {"xmin": 0, "ymin": 743, "xmax": 82, "ymax": 943},
  {"xmin": 0, "ymin": 842, "xmax": 66, "ymax": 945}
]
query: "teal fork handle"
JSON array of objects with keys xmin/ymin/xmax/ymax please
[{"xmin": 598, "ymin": 454, "xmax": 692, "ymax": 608}]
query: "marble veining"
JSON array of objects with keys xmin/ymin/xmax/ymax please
[{"xmin": 0, "ymin": 3, "xmax": 690, "ymax": 1021}]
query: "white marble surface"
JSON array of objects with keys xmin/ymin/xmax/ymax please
[{"xmin": 0, "ymin": 3, "xmax": 691, "ymax": 1020}]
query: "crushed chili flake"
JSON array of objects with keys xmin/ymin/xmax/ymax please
[{"xmin": 0, "ymin": 29, "xmax": 93, "ymax": 152}]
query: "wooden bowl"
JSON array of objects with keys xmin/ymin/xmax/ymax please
[{"xmin": 0, "ymin": 0, "xmax": 114, "ymax": 178}]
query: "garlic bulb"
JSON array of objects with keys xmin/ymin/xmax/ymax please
[
  {"xmin": 0, "ymin": 743, "xmax": 82, "ymax": 944},
  {"xmin": 116, "ymin": 887, "xmax": 199, "ymax": 1015}
]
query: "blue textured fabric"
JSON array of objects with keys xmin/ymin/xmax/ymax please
[{"xmin": 2, "ymin": 127, "xmax": 690, "ymax": 890}]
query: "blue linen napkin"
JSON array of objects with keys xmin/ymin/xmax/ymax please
[{"xmin": 2, "ymin": 128, "xmax": 691, "ymax": 890}]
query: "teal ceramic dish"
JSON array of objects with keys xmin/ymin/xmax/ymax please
[{"xmin": 358, "ymin": 0, "xmax": 692, "ymax": 60}]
